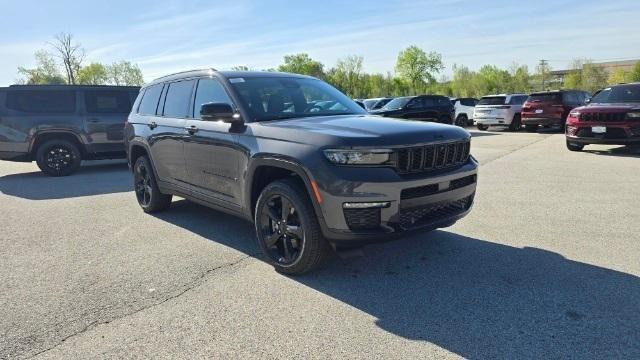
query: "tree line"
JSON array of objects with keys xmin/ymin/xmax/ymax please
[
  {"xmin": 16, "ymin": 35, "xmax": 640, "ymax": 97},
  {"xmin": 17, "ymin": 33, "xmax": 144, "ymax": 86}
]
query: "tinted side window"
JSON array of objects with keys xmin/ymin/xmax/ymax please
[
  {"xmin": 461, "ymin": 98, "xmax": 474, "ymax": 107},
  {"xmin": 85, "ymin": 90, "xmax": 132, "ymax": 114},
  {"xmin": 436, "ymin": 97, "xmax": 450, "ymax": 106},
  {"xmin": 422, "ymin": 97, "xmax": 436, "ymax": 107},
  {"xmin": 138, "ymin": 84, "xmax": 163, "ymax": 115},
  {"xmin": 407, "ymin": 97, "xmax": 424, "ymax": 109},
  {"xmin": 7, "ymin": 90, "xmax": 76, "ymax": 113},
  {"xmin": 193, "ymin": 78, "xmax": 233, "ymax": 119},
  {"xmin": 163, "ymin": 80, "xmax": 195, "ymax": 118}
]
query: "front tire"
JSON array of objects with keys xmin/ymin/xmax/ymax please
[
  {"xmin": 133, "ymin": 156, "xmax": 172, "ymax": 213},
  {"xmin": 255, "ymin": 179, "xmax": 331, "ymax": 275},
  {"xmin": 566, "ymin": 141, "xmax": 584, "ymax": 152},
  {"xmin": 35, "ymin": 139, "xmax": 82, "ymax": 177},
  {"xmin": 476, "ymin": 124, "xmax": 488, "ymax": 131}
]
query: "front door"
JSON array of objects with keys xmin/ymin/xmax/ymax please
[{"xmin": 183, "ymin": 78, "xmax": 242, "ymax": 206}]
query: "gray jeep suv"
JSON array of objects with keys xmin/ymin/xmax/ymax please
[
  {"xmin": 0, "ymin": 85, "xmax": 140, "ymax": 176},
  {"xmin": 125, "ymin": 69, "xmax": 478, "ymax": 274}
]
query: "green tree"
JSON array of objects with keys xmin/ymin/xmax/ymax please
[
  {"xmin": 608, "ymin": 68, "xmax": 630, "ymax": 85},
  {"xmin": 77, "ymin": 63, "xmax": 108, "ymax": 85},
  {"xmin": 395, "ymin": 46, "xmax": 443, "ymax": 94},
  {"xmin": 277, "ymin": 53, "xmax": 325, "ymax": 78},
  {"xmin": 629, "ymin": 61, "xmax": 640, "ymax": 82},
  {"xmin": 327, "ymin": 55, "xmax": 364, "ymax": 98},
  {"xmin": 17, "ymin": 50, "xmax": 66, "ymax": 84},
  {"xmin": 107, "ymin": 61, "xmax": 144, "ymax": 86}
]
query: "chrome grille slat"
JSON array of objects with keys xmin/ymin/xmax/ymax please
[{"xmin": 396, "ymin": 140, "xmax": 470, "ymax": 174}]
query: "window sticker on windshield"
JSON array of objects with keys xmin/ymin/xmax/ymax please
[{"xmin": 229, "ymin": 78, "xmax": 245, "ymax": 83}]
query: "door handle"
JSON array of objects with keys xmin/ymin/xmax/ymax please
[
  {"xmin": 148, "ymin": 121, "xmax": 157, "ymax": 130},
  {"xmin": 87, "ymin": 118, "xmax": 100, "ymax": 123},
  {"xmin": 185, "ymin": 125, "xmax": 199, "ymax": 134}
]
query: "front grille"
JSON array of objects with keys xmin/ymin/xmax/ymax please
[
  {"xmin": 396, "ymin": 140, "xmax": 470, "ymax": 174},
  {"xmin": 344, "ymin": 208, "xmax": 381, "ymax": 231},
  {"xmin": 400, "ymin": 174, "xmax": 477, "ymax": 200},
  {"xmin": 579, "ymin": 112, "xmax": 627, "ymax": 122},
  {"xmin": 399, "ymin": 195, "xmax": 474, "ymax": 229}
]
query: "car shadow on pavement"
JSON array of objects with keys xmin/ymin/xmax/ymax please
[
  {"xmin": 0, "ymin": 162, "xmax": 131, "ymax": 200},
  {"xmin": 155, "ymin": 200, "xmax": 640, "ymax": 359},
  {"xmin": 584, "ymin": 145, "xmax": 640, "ymax": 158}
]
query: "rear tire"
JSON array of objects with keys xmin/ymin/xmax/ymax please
[
  {"xmin": 455, "ymin": 114, "xmax": 468, "ymax": 127},
  {"xmin": 525, "ymin": 125, "xmax": 538, "ymax": 133},
  {"xmin": 133, "ymin": 156, "xmax": 172, "ymax": 213},
  {"xmin": 255, "ymin": 179, "xmax": 331, "ymax": 275},
  {"xmin": 476, "ymin": 124, "xmax": 488, "ymax": 131},
  {"xmin": 439, "ymin": 115, "xmax": 453, "ymax": 125},
  {"xmin": 509, "ymin": 114, "xmax": 522, "ymax": 132},
  {"xmin": 35, "ymin": 139, "xmax": 82, "ymax": 177},
  {"xmin": 566, "ymin": 141, "xmax": 584, "ymax": 152}
]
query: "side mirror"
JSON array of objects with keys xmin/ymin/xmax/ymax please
[
  {"xmin": 200, "ymin": 103, "xmax": 242, "ymax": 124},
  {"xmin": 584, "ymin": 98, "xmax": 591, "ymax": 105}
]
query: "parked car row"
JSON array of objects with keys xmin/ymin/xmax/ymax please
[{"xmin": 1, "ymin": 71, "xmax": 638, "ymax": 274}]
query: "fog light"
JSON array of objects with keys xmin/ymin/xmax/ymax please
[
  {"xmin": 567, "ymin": 126, "xmax": 578, "ymax": 136},
  {"xmin": 343, "ymin": 202, "xmax": 390, "ymax": 209}
]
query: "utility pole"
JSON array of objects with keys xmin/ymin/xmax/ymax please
[{"xmin": 539, "ymin": 59, "xmax": 548, "ymax": 91}]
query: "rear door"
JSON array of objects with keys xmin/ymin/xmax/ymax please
[{"xmin": 83, "ymin": 89, "xmax": 133, "ymax": 154}]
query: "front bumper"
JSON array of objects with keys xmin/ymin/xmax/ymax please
[
  {"xmin": 566, "ymin": 123, "xmax": 640, "ymax": 145},
  {"xmin": 316, "ymin": 157, "xmax": 478, "ymax": 244}
]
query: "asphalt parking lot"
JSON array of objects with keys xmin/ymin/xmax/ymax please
[{"xmin": 1, "ymin": 130, "xmax": 639, "ymax": 359}]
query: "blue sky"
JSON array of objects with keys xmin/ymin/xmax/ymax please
[{"xmin": 1, "ymin": 0, "xmax": 639, "ymax": 85}]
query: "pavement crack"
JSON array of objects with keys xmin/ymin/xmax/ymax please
[{"xmin": 25, "ymin": 254, "xmax": 255, "ymax": 359}]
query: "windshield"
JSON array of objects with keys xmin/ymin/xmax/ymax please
[
  {"xmin": 590, "ymin": 85, "xmax": 640, "ymax": 104},
  {"xmin": 528, "ymin": 92, "xmax": 561, "ymax": 103},
  {"xmin": 228, "ymin": 77, "xmax": 366, "ymax": 121},
  {"xmin": 363, "ymin": 99, "xmax": 379, "ymax": 110},
  {"xmin": 478, "ymin": 96, "xmax": 506, "ymax": 106},
  {"xmin": 381, "ymin": 96, "xmax": 413, "ymax": 110}
]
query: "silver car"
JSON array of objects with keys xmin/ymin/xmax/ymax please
[{"xmin": 474, "ymin": 94, "xmax": 528, "ymax": 131}]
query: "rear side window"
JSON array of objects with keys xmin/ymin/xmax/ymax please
[
  {"xmin": 193, "ymin": 78, "xmax": 233, "ymax": 118},
  {"xmin": 460, "ymin": 98, "xmax": 476, "ymax": 106},
  {"xmin": 138, "ymin": 84, "xmax": 163, "ymax": 115},
  {"xmin": 436, "ymin": 97, "xmax": 450, "ymax": 106},
  {"xmin": 563, "ymin": 92, "xmax": 578, "ymax": 103},
  {"xmin": 508, "ymin": 96, "xmax": 527, "ymax": 105},
  {"xmin": 163, "ymin": 80, "xmax": 195, "ymax": 118},
  {"xmin": 6, "ymin": 90, "xmax": 76, "ymax": 113},
  {"xmin": 85, "ymin": 90, "xmax": 132, "ymax": 114}
]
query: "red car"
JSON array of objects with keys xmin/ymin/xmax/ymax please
[
  {"xmin": 521, "ymin": 90, "xmax": 590, "ymax": 132},
  {"xmin": 565, "ymin": 83, "xmax": 640, "ymax": 151}
]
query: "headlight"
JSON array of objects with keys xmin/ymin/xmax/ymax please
[
  {"xmin": 627, "ymin": 112, "xmax": 640, "ymax": 118},
  {"xmin": 569, "ymin": 111, "xmax": 581, "ymax": 118},
  {"xmin": 323, "ymin": 149, "xmax": 392, "ymax": 165}
]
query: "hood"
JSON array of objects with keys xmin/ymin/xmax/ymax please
[
  {"xmin": 249, "ymin": 115, "xmax": 470, "ymax": 147},
  {"xmin": 577, "ymin": 103, "xmax": 640, "ymax": 112}
]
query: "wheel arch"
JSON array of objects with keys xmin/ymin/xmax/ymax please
[
  {"xmin": 245, "ymin": 157, "xmax": 323, "ymax": 221},
  {"xmin": 30, "ymin": 130, "xmax": 86, "ymax": 159}
]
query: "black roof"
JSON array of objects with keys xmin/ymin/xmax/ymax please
[
  {"xmin": 3, "ymin": 84, "xmax": 140, "ymax": 90},
  {"xmin": 146, "ymin": 68, "xmax": 315, "ymax": 87}
]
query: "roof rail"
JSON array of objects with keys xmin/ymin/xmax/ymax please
[{"xmin": 151, "ymin": 68, "xmax": 217, "ymax": 83}]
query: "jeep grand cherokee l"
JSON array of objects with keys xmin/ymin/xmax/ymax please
[
  {"xmin": 369, "ymin": 95, "xmax": 455, "ymax": 124},
  {"xmin": 565, "ymin": 83, "xmax": 640, "ymax": 151},
  {"xmin": 125, "ymin": 70, "xmax": 478, "ymax": 274},
  {"xmin": 0, "ymin": 85, "xmax": 140, "ymax": 176},
  {"xmin": 521, "ymin": 90, "xmax": 590, "ymax": 132},
  {"xmin": 474, "ymin": 94, "xmax": 528, "ymax": 131}
]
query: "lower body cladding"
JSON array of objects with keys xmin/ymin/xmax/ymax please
[
  {"xmin": 316, "ymin": 158, "xmax": 478, "ymax": 245},
  {"xmin": 475, "ymin": 117, "xmax": 508, "ymax": 126},
  {"xmin": 566, "ymin": 124, "xmax": 640, "ymax": 145}
]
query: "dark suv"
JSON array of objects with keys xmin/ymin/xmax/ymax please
[
  {"xmin": 521, "ymin": 90, "xmax": 590, "ymax": 132},
  {"xmin": 565, "ymin": 83, "xmax": 640, "ymax": 151},
  {"xmin": 0, "ymin": 85, "xmax": 140, "ymax": 176},
  {"xmin": 369, "ymin": 95, "xmax": 455, "ymax": 124},
  {"xmin": 125, "ymin": 70, "xmax": 478, "ymax": 274}
]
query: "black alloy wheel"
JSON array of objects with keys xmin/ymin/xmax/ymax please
[
  {"xmin": 259, "ymin": 194, "xmax": 305, "ymax": 266},
  {"xmin": 35, "ymin": 139, "xmax": 82, "ymax": 176},
  {"xmin": 133, "ymin": 156, "xmax": 172, "ymax": 213},
  {"xmin": 134, "ymin": 161, "xmax": 154, "ymax": 207}
]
